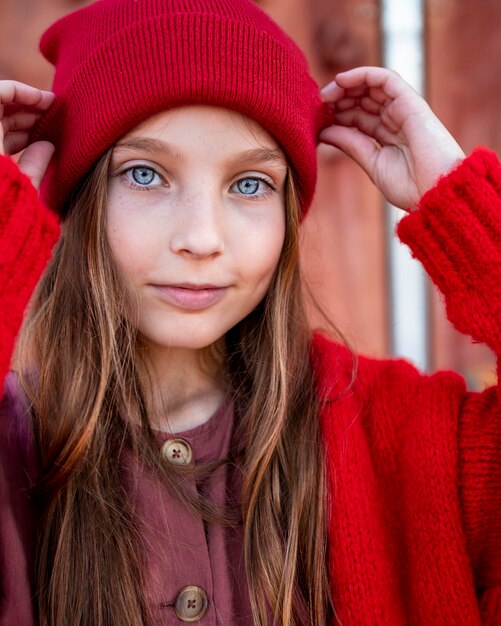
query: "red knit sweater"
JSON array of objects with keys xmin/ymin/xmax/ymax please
[{"xmin": 0, "ymin": 149, "xmax": 500, "ymax": 625}]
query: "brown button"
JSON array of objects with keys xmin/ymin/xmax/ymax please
[
  {"xmin": 174, "ymin": 586, "xmax": 209, "ymax": 622},
  {"xmin": 161, "ymin": 438, "xmax": 193, "ymax": 465}
]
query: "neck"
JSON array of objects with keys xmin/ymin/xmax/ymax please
[{"xmin": 139, "ymin": 339, "xmax": 227, "ymax": 433}]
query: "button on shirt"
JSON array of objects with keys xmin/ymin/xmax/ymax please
[{"xmin": 124, "ymin": 397, "xmax": 254, "ymax": 625}]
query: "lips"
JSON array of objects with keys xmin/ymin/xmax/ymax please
[{"xmin": 151, "ymin": 283, "xmax": 228, "ymax": 309}]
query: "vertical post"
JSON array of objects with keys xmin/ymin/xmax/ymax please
[{"xmin": 381, "ymin": 0, "xmax": 429, "ymax": 371}]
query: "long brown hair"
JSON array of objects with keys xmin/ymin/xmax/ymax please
[{"xmin": 18, "ymin": 147, "xmax": 335, "ymax": 625}]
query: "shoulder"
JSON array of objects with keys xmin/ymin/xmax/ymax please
[
  {"xmin": 312, "ymin": 335, "xmax": 475, "ymax": 514},
  {"xmin": 311, "ymin": 331, "xmax": 466, "ymax": 399},
  {"xmin": 311, "ymin": 332, "xmax": 468, "ymax": 444}
]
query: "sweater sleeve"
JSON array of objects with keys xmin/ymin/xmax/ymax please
[
  {"xmin": 397, "ymin": 148, "xmax": 501, "ymax": 623},
  {"xmin": 397, "ymin": 148, "xmax": 501, "ymax": 362},
  {"xmin": 0, "ymin": 155, "xmax": 60, "ymax": 391}
]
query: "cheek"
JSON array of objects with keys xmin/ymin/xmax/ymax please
[
  {"xmin": 257, "ymin": 232, "xmax": 284, "ymax": 276},
  {"xmin": 105, "ymin": 195, "xmax": 159, "ymax": 280},
  {"xmin": 106, "ymin": 208, "xmax": 150, "ymax": 285},
  {"xmin": 237, "ymin": 211, "xmax": 286, "ymax": 286}
]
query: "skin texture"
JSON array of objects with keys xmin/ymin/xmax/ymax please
[{"xmin": 106, "ymin": 106, "xmax": 288, "ymax": 431}]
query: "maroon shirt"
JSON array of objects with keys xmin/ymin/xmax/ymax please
[{"xmin": 0, "ymin": 371, "xmax": 255, "ymax": 625}]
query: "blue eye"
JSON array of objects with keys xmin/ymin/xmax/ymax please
[
  {"xmin": 238, "ymin": 178, "xmax": 260, "ymax": 195},
  {"xmin": 232, "ymin": 176, "xmax": 273, "ymax": 198},
  {"xmin": 131, "ymin": 167, "xmax": 156, "ymax": 186},
  {"xmin": 120, "ymin": 166, "xmax": 163, "ymax": 190}
]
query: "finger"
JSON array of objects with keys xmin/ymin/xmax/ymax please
[
  {"xmin": 333, "ymin": 94, "xmax": 382, "ymax": 115},
  {"xmin": 369, "ymin": 87, "xmax": 390, "ymax": 105},
  {"xmin": 0, "ymin": 81, "xmax": 55, "ymax": 110},
  {"xmin": 359, "ymin": 88, "xmax": 395, "ymax": 115},
  {"xmin": 319, "ymin": 125, "xmax": 378, "ymax": 174},
  {"xmin": 335, "ymin": 85, "xmax": 367, "ymax": 98},
  {"xmin": 2, "ymin": 111, "xmax": 43, "ymax": 133},
  {"xmin": 334, "ymin": 97, "xmax": 360, "ymax": 112},
  {"xmin": 319, "ymin": 81, "xmax": 346, "ymax": 103},
  {"xmin": 17, "ymin": 141, "xmax": 55, "ymax": 190},
  {"xmin": 334, "ymin": 67, "xmax": 416, "ymax": 102},
  {"xmin": 359, "ymin": 96, "xmax": 382, "ymax": 115},
  {"xmin": 321, "ymin": 82, "xmax": 373, "ymax": 105},
  {"xmin": 371, "ymin": 100, "xmax": 401, "ymax": 132},
  {"xmin": 330, "ymin": 86, "xmax": 392, "ymax": 111},
  {"xmin": 3, "ymin": 131, "xmax": 31, "ymax": 155},
  {"xmin": 334, "ymin": 109, "xmax": 401, "ymax": 142}
]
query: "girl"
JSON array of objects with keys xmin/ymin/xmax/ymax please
[{"xmin": 0, "ymin": 0, "xmax": 500, "ymax": 625}]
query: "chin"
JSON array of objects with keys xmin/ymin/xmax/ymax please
[{"xmin": 139, "ymin": 327, "xmax": 228, "ymax": 353}]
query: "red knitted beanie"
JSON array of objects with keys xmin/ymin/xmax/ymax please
[{"xmin": 32, "ymin": 0, "xmax": 333, "ymax": 215}]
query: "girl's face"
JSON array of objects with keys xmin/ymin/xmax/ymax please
[{"xmin": 107, "ymin": 106, "xmax": 287, "ymax": 353}]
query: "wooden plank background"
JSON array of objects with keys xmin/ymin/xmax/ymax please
[{"xmin": 426, "ymin": 0, "xmax": 501, "ymax": 387}]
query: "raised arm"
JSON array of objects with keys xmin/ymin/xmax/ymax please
[
  {"xmin": 319, "ymin": 65, "xmax": 500, "ymax": 370},
  {"xmin": 0, "ymin": 81, "xmax": 60, "ymax": 390},
  {"xmin": 320, "ymin": 67, "xmax": 501, "ymax": 623}
]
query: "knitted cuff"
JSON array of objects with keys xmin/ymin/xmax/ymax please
[
  {"xmin": 0, "ymin": 155, "xmax": 60, "ymax": 383},
  {"xmin": 397, "ymin": 148, "xmax": 501, "ymax": 350}
]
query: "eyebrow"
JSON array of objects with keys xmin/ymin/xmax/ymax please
[
  {"xmin": 113, "ymin": 137, "xmax": 287, "ymax": 168},
  {"xmin": 228, "ymin": 147, "xmax": 286, "ymax": 168},
  {"xmin": 113, "ymin": 138, "xmax": 182, "ymax": 159}
]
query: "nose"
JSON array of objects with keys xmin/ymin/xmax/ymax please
[{"xmin": 170, "ymin": 191, "xmax": 224, "ymax": 259}]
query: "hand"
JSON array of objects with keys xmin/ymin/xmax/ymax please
[
  {"xmin": 1, "ymin": 80, "xmax": 55, "ymax": 189},
  {"xmin": 319, "ymin": 66, "xmax": 465, "ymax": 211}
]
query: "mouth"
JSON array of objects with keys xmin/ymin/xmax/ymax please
[{"xmin": 150, "ymin": 283, "xmax": 229, "ymax": 309}]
